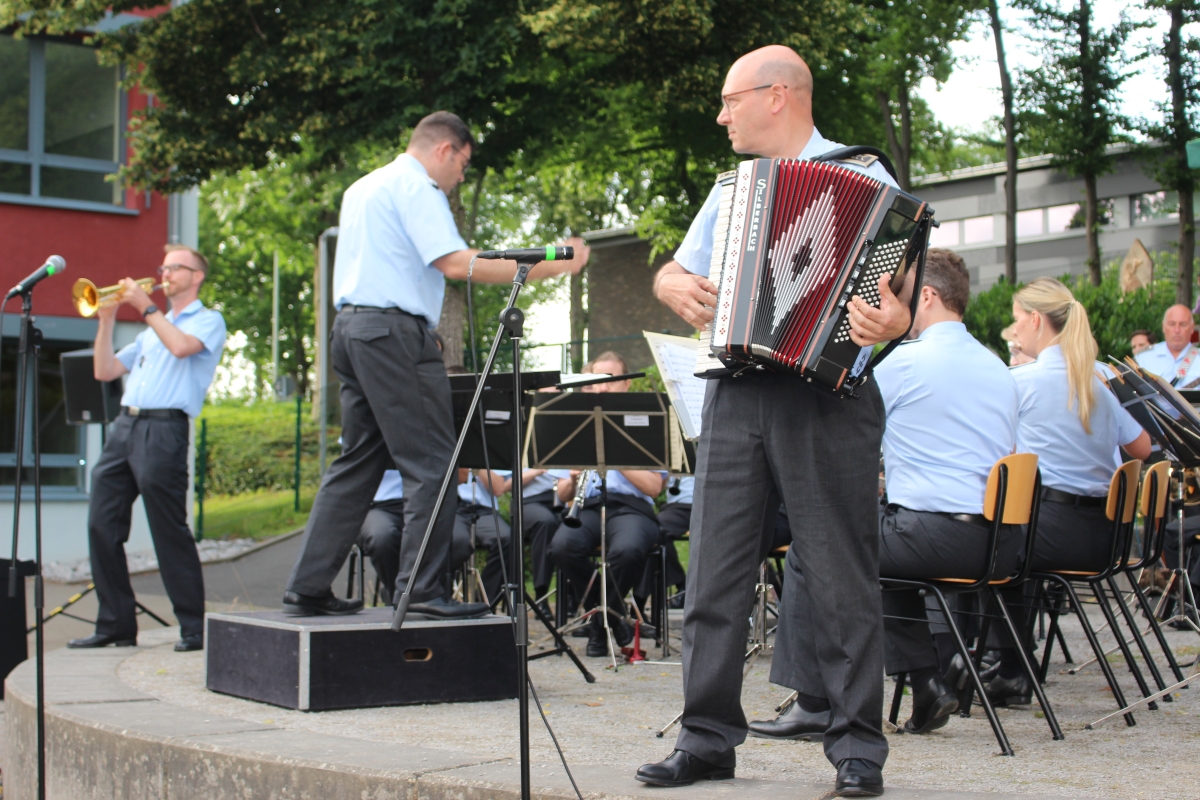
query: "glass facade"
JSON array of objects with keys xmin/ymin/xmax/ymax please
[{"xmin": 0, "ymin": 339, "xmax": 87, "ymax": 490}]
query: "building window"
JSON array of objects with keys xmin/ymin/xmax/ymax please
[
  {"xmin": 963, "ymin": 215, "xmax": 993, "ymax": 245},
  {"xmin": 1047, "ymin": 203, "xmax": 1082, "ymax": 233},
  {"xmin": 1133, "ymin": 191, "xmax": 1199, "ymax": 223},
  {"xmin": 0, "ymin": 35, "xmax": 123, "ymax": 209},
  {"xmin": 0, "ymin": 338, "xmax": 87, "ymax": 492},
  {"xmin": 928, "ymin": 220, "xmax": 960, "ymax": 248},
  {"xmin": 1016, "ymin": 209, "xmax": 1043, "ymax": 238}
]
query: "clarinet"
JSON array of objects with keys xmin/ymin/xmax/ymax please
[{"xmin": 562, "ymin": 470, "xmax": 595, "ymax": 528}]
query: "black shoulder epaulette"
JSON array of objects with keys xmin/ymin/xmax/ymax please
[
  {"xmin": 836, "ymin": 153, "xmax": 880, "ymax": 169},
  {"xmin": 716, "ymin": 169, "xmax": 737, "ymax": 182}
]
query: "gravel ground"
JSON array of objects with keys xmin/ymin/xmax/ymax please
[
  {"xmin": 119, "ymin": 606, "xmax": 1200, "ymax": 799},
  {"xmin": 42, "ymin": 538, "xmax": 265, "ymax": 583}
]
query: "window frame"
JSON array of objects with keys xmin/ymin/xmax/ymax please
[{"xmin": 0, "ymin": 35, "xmax": 135, "ymax": 216}]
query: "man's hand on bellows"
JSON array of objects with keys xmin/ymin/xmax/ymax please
[
  {"xmin": 656, "ymin": 272, "xmax": 718, "ymax": 330},
  {"xmin": 847, "ymin": 273, "xmax": 911, "ymax": 347}
]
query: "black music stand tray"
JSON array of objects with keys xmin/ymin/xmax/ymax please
[{"xmin": 524, "ymin": 392, "xmax": 675, "ymax": 668}]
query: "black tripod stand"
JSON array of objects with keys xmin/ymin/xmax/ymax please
[
  {"xmin": 391, "ymin": 251, "xmax": 586, "ymax": 800},
  {"xmin": 6, "ymin": 290, "xmax": 48, "ymax": 800}
]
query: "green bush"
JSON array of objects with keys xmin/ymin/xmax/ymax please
[
  {"xmin": 964, "ymin": 257, "xmax": 1178, "ymax": 365},
  {"xmin": 197, "ymin": 400, "xmax": 341, "ymax": 496}
]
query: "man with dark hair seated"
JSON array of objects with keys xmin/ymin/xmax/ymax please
[{"xmin": 752, "ymin": 248, "xmax": 1022, "ymax": 739}]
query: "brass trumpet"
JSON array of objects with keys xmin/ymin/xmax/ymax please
[{"xmin": 72, "ymin": 277, "xmax": 164, "ymax": 317}]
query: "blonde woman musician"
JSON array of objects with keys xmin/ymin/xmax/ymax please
[{"xmin": 991, "ymin": 278, "xmax": 1152, "ymax": 704}]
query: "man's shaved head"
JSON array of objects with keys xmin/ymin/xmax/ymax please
[
  {"xmin": 745, "ymin": 45, "xmax": 813, "ymax": 97},
  {"xmin": 719, "ymin": 45, "xmax": 815, "ymax": 158},
  {"xmin": 1163, "ymin": 303, "xmax": 1196, "ymax": 354}
]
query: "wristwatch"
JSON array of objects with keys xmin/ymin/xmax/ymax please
[{"xmin": 142, "ymin": 304, "xmax": 159, "ymax": 318}]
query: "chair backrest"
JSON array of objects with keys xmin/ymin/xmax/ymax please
[
  {"xmin": 1140, "ymin": 461, "xmax": 1171, "ymax": 523},
  {"xmin": 1106, "ymin": 460, "xmax": 1143, "ymax": 523},
  {"xmin": 983, "ymin": 453, "xmax": 1039, "ymax": 524}
]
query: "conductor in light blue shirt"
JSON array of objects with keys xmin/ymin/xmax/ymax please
[
  {"xmin": 283, "ymin": 111, "xmax": 589, "ymax": 620},
  {"xmin": 72, "ymin": 244, "xmax": 227, "ymax": 654}
]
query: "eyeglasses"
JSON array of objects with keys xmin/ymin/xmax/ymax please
[
  {"xmin": 157, "ymin": 263, "xmax": 200, "ymax": 277},
  {"xmin": 451, "ymin": 143, "xmax": 472, "ymax": 173},
  {"xmin": 721, "ymin": 83, "xmax": 787, "ymax": 110}
]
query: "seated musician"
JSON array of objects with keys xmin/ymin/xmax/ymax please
[
  {"xmin": 634, "ymin": 476, "xmax": 692, "ymax": 615},
  {"xmin": 1135, "ymin": 305, "xmax": 1200, "ymax": 386},
  {"xmin": 548, "ymin": 351, "xmax": 667, "ymax": 656},
  {"xmin": 522, "ymin": 467, "xmax": 561, "ymax": 617},
  {"xmin": 751, "ymin": 248, "xmax": 1019, "ymax": 740},
  {"xmin": 1001, "ymin": 277, "xmax": 1151, "ymax": 704},
  {"xmin": 358, "ymin": 470, "xmax": 406, "ymax": 606},
  {"xmin": 452, "ymin": 468, "xmax": 512, "ymax": 607}
]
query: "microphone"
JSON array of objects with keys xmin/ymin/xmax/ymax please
[
  {"xmin": 476, "ymin": 246, "xmax": 574, "ymax": 263},
  {"xmin": 6, "ymin": 255, "xmax": 66, "ymax": 300}
]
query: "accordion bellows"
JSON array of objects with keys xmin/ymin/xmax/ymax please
[{"xmin": 696, "ymin": 158, "xmax": 934, "ymax": 392}]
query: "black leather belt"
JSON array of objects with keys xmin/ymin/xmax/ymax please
[
  {"xmin": 1042, "ymin": 487, "xmax": 1106, "ymax": 507},
  {"xmin": 343, "ymin": 305, "xmax": 420, "ymax": 317},
  {"xmin": 935, "ymin": 511, "xmax": 989, "ymax": 527},
  {"xmin": 122, "ymin": 406, "xmax": 188, "ymax": 420}
]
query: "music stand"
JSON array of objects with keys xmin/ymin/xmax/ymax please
[
  {"xmin": 1094, "ymin": 359, "xmax": 1200, "ymax": 725},
  {"xmin": 524, "ymin": 391, "xmax": 676, "ymax": 667}
]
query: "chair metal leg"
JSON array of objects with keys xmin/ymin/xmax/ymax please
[
  {"xmin": 990, "ymin": 586, "xmax": 1064, "ymax": 740},
  {"xmin": 1051, "ymin": 576, "xmax": 1136, "ymax": 726},
  {"xmin": 1090, "ymin": 578, "xmax": 1158, "ymax": 710},
  {"xmin": 888, "ymin": 672, "xmax": 907, "ymax": 727},
  {"xmin": 1039, "ymin": 589, "xmax": 1065, "ymax": 682},
  {"xmin": 1130, "ymin": 578, "xmax": 1187, "ymax": 682},
  {"xmin": 926, "ymin": 585, "xmax": 1012, "ymax": 755},
  {"xmin": 1106, "ymin": 574, "xmax": 1170, "ymax": 699}
]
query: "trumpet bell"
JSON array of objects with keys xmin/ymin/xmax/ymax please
[{"xmin": 73, "ymin": 277, "xmax": 161, "ymax": 317}]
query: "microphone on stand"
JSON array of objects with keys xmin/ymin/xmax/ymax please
[
  {"xmin": 6, "ymin": 255, "xmax": 66, "ymax": 300},
  {"xmin": 476, "ymin": 246, "xmax": 574, "ymax": 263}
]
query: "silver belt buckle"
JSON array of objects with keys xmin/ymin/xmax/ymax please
[{"xmin": 128, "ymin": 406, "xmax": 140, "ymax": 416}]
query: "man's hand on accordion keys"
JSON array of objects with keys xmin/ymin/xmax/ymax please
[
  {"xmin": 847, "ymin": 273, "xmax": 912, "ymax": 347},
  {"xmin": 653, "ymin": 263, "xmax": 718, "ymax": 330}
]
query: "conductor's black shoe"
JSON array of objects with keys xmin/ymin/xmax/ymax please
[
  {"xmin": 406, "ymin": 596, "xmax": 490, "ymax": 620},
  {"xmin": 67, "ymin": 633, "xmax": 137, "ymax": 649},
  {"xmin": 748, "ymin": 701, "xmax": 829, "ymax": 741},
  {"xmin": 904, "ymin": 672, "xmax": 959, "ymax": 734},
  {"xmin": 174, "ymin": 635, "xmax": 203, "ymax": 652},
  {"xmin": 282, "ymin": 591, "xmax": 363, "ymax": 617},
  {"xmin": 984, "ymin": 673, "xmax": 1032, "ymax": 707},
  {"xmin": 635, "ymin": 750, "xmax": 735, "ymax": 787},
  {"xmin": 834, "ymin": 758, "xmax": 884, "ymax": 797}
]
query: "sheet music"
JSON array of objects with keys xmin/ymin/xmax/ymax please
[{"xmin": 645, "ymin": 331, "xmax": 706, "ymax": 440}]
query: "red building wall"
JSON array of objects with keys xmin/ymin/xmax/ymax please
[{"xmin": 0, "ymin": 65, "xmax": 169, "ymax": 323}]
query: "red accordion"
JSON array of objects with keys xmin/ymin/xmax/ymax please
[{"xmin": 695, "ymin": 156, "xmax": 935, "ymax": 394}]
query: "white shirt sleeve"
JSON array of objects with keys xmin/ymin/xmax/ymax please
[
  {"xmin": 399, "ymin": 181, "xmax": 470, "ymax": 266},
  {"xmin": 673, "ymin": 181, "xmax": 725, "ymax": 277},
  {"xmin": 189, "ymin": 311, "xmax": 228, "ymax": 356},
  {"xmin": 115, "ymin": 338, "xmax": 141, "ymax": 372}
]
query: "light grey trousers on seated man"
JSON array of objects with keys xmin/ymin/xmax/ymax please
[
  {"xmin": 286, "ymin": 307, "xmax": 457, "ymax": 604},
  {"xmin": 676, "ymin": 371, "xmax": 888, "ymax": 770}
]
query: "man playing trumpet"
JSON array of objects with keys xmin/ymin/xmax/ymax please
[{"xmin": 68, "ymin": 244, "xmax": 227, "ymax": 653}]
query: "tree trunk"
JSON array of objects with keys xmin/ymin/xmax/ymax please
[
  {"xmin": 875, "ymin": 89, "xmax": 910, "ymax": 191},
  {"xmin": 569, "ymin": 268, "xmax": 586, "ymax": 371},
  {"xmin": 1168, "ymin": 1, "xmax": 1195, "ymax": 307},
  {"xmin": 898, "ymin": 77, "xmax": 912, "ymax": 192},
  {"xmin": 990, "ymin": 0, "xmax": 1018, "ymax": 285},
  {"xmin": 439, "ymin": 283, "xmax": 466, "ymax": 368},
  {"xmin": 1084, "ymin": 172, "xmax": 1101, "ymax": 285}
]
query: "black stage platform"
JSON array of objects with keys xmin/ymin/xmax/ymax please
[{"xmin": 205, "ymin": 608, "xmax": 518, "ymax": 711}]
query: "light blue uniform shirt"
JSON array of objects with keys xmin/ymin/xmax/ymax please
[
  {"xmin": 1135, "ymin": 341, "xmax": 1200, "ymax": 386},
  {"xmin": 332, "ymin": 153, "xmax": 468, "ymax": 323},
  {"xmin": 666, "ymin": 476, "xmax": 695, "ymax": 505},
  {"xmin": 1012, "ymin": 345, "xmax": 1144, "ymax": 496},
  {"xmin": 548, "ymin": 469, "xmax": 667, "ymax": 506},
  {"xmin": 374, "ymin": 470, "xmax": 404, "ymax": 502},
  {"xmin": 458, "ymin": 470, "xmax": 512, "ymax": 507},
  {"xmin": 523, "ymin": 470, "xmax": 558, "ymax": 497},
  {"xmin": 115, "ymin": 300, "xmax": 226, "ymax": 418},
  {"xmin": 674, "ymin": 128, "xmax": 899, "ymax": 278},
  {"xmin": 875, "ymin": 321, "xmax": 1018, "ymax": 514}
]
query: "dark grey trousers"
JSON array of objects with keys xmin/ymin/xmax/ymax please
[
  {"xmin": 524, "ymin": 491, "xmax": 560, "ymax": 591},
  {"xmin": 678, "ymin": 372, "xmax": 887, "ymax": 769},
  {"xmin": 359, "ymin": 498, "xmax": 406, "ymax": 603},
  {"xmin": 88, "ymin": 414, "xmax": 204, "ymax": 639},
  {"xmin": 452, "ymin": 501, "xmax": 511, "ymax": 604},
  {"xmin": 876, "ymin": 505, "xmax": 1024, "ymax": 674},
  {"xmin": 287, "ymin": 309, "xmax": 456, "ymax": 603}
]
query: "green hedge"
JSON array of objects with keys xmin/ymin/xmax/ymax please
[
  {"xmin": 197, "ymin": 400, "xmax": 341, "ymax": 496},
  {"xmin": 964, "ymin": 260, "xmax": 1179, "ymax": 365}
]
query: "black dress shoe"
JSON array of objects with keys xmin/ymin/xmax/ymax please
[
  {"xmin": 748, "ymin": 700, "xmax": 830, "ymax": 741},
  {"xmin": 67, "ymin": 633, "xmax": 137, "ymax": 649},
  {"xmin": 668, "ymin": 590, "xmax": 686, "ymax": 609},
  {"xmin": 175, "ymin": 635, "xmax": 203, "ymax": 652},
  {"xmin": 835, "ymin": 758, "xmax": 884, "ymax": 797},
  {"xmin": 406, "ymin": 596, "xmax": 490, "ymax": 620},
  {"xmin": 635, "ymin": 750, "xmax": 734, "ymax": 787},
  {"xmin": 586, "ymin": 620, "xmax": 610, "ymax": 657},
  {"xmin": 943, "ymin": 653, "xmax": 976, "ymax": 711},
  {"xmin": 985, "ymin": 673, "xmax": 1032, "ymax": 706},
  {"xmin": 905, "ymin": 672, "xmax": 959, "ymax": 734},
  {"xmin": 282, "ymin": 591, "xmax": 364, "ymax": 617}
]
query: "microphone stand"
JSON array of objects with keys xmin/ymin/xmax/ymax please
[
  {"xmin": 391, "ymin": 257, "xmax": 539, "ymax": 800},
  {"xmin": 5, "ymin": 289, "xmax": 46, "ymax": 800}
]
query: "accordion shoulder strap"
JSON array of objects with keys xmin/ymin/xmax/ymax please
[{"xmin": 811, "ymin": 146, "xmax": 899, "ymax": 186}]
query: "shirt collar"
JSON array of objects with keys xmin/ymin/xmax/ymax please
[
  {"xmin": 916, "ymin": 320, "xmax": 967, "ymax": 341},
  {"xmin": 1166, "ymin": 342, "xmax": 1196, "ymax": 362},
  {"xmin": 167, "ymin": 299, "xmax": 204, "ymax": 322},
  {"xmin": 1036, "ymin": 344, "xmax": 1065, "ymax": 365},
  {"xmin": 796, "ymin": 127, "xmax": 831, "ymax": 161},
  {"xmin": 395, "ymin": 152, "xmax": 435, "ymax": 181}
]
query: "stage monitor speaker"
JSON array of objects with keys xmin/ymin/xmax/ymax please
[
  {"xmin": 0, "ymin": 559, "xmax": 34, "ymax": 698},
  {"xmin": 61, "ymin": 349, "xmax": 122, "ymax": 425}
]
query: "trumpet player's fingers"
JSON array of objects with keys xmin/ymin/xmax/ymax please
[{"xmin": 119, "ymin": 278, "xmax": 153, "ymax": 313}]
